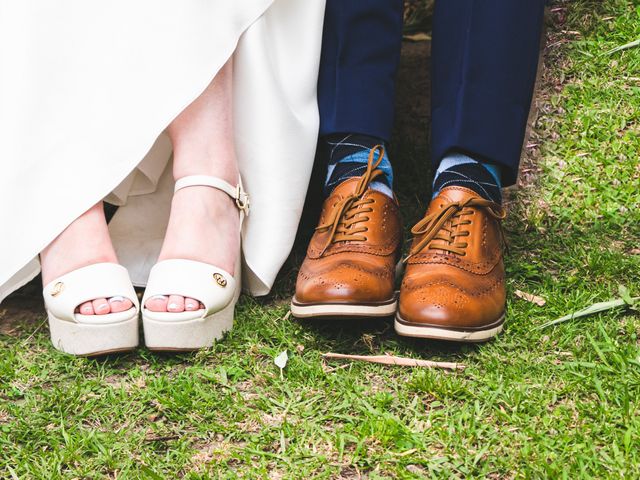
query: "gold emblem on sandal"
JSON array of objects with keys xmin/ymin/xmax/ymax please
[
  {"xmin": 213, "ymin": 273, "xmax": 227, "ymax": 287},
  {"xmin": 51, "ymin": 282, "xmax": 65, "ymax": 297}
]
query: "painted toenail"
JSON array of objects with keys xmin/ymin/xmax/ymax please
[
  {"xmin": 186, "ymin": 303, "xmax": 196, "ymax": 310},
  {"xmin": 96, "ymin": 304, "xmax": 109, "ymax": 312},
  {"xmin": 168, "ymin": 303, "xmax": 179, "ymax": 310},
  {"xmin": 110, "ymin": 296, "xmax": 125, "ymax": 303},
  {"xmin": 150, "ymin": 295, "xmax": 167, "ymax": 301}
]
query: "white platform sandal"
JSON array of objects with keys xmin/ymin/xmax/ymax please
[
  {"xmin": 141, "ymin": 175, "xmax": 249, "ymax": 351},
  {"xmin": 42, "ymin": 263, "xmax": 140, "ymax": 356}
]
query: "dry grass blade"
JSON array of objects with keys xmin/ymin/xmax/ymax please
[
  {"xmin": 322, "ymin": 353, "xmax": 464, "ymax": 370},
  {"xmin": 537, "ymin": 296, "xmax": 639, "ymax": 330},
  {"xmin": 604, "ymin": 38, "xmax": 640, "ymax": 55}
]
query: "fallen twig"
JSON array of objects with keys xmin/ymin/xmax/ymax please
[{"xmin": 322, "ymin": 353, "xmax": 464, "ymax": 370}]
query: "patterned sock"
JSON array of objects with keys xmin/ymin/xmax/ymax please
[
  {"xmin": 432, "ymin": 152, "xmax": 502, "ymax": 204},
  {"xmin": 324, "ymin": 134, "xmax": 394, "ymax": 197}
]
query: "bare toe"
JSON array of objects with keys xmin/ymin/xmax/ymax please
[
  {"xmin": 146, "ymin": 295, "xmax": 169, "ymax": 312},
  {"xmin": 109, "ymin": 296, "xmax": 133, "ymax": 313},
  {"xmin": 92, "ymin": 298, "xmax": 111, "ymax": 315},
  {"xmin": 167, "ymin": 295, "xmax": 185, "ymax": 313},
  {"xmin": 184, "ymin": 297, "xmax": 201, "ymax": 312},
  {"xmin": 78, "ymin": 302, "xmax": 95, "ymax": 315}
]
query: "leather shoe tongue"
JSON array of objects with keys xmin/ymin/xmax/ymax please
[
  {"xmin": 331, "ymin": 177, "xmax": 365, "ymax": 197},
  {"xmin": 433, "ymin": 186, "xmax": 480, "ymax": 205},
  {"xmin": 424, "ymin": 186, "xmax": 481, "ymax": 216}
]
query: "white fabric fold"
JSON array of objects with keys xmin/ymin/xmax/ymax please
[{"xmin": 0, "ymin": 0, "xmax": 325, "ymax": 303}]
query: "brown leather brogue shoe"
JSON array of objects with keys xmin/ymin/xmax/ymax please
[
  {"xmin": 291, "ymin": 147, "xmax": 402, "ymax": 318},
  {"xmin": 396, "ymin": 186, "xmax": 507, "ymax": 341}
]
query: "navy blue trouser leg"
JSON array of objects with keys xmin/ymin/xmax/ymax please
[
  {"xmin": 431, "ymin": 0, "xmax": 545, "ymax": 186},
  {"xmin": 318, "ymin": 0, "xmax": 404, "ymax": 142},
  {"xmin": 319, "ymin": 0, "xmax": 544, "ymax": 186}
]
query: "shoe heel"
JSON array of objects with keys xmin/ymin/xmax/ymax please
[{"xmin": 48, "ymin": 311, "xmax": 139, "ymax": 356}]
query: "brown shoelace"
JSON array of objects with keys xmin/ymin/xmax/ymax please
[
  {"xmin": 404, "ymin": 197, "xmax": 506, "ymax": 261},
  {"xmin": 316, "ymin": 145, "xmax": 386, "ymax": 255}
]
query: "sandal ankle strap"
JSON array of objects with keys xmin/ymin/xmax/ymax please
[{"xmin": 174, "ymin": 174, "xmax": 250, "ymax": 222}]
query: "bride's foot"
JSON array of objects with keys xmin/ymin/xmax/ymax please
[
  {"xmin": 40, "ymin": 203, "xmax": 134, "ymax": 315},
  {"xmin": 144, "ymin": 183, "xmax": 240, "ymax": 313},
  {"xmin": 145, "ymin": 58, "xmax": 240, "ymax": 315}
]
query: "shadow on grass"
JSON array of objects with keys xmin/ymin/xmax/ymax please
[{"xmin": 296, "ymin": 315, "xmax": 478, "ymax": 358}]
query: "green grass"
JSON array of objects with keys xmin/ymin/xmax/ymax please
[{"xmin": 2, "ymin": 1, "xmax": 640, "ymax": 478}]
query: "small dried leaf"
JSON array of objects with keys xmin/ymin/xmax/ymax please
[
  {"xmin": 514, "ymin": 289, "xmax": 546, "ymax": 306},
  {"xmin": 274, "ymin": 351, "xmax": 288, "ymax": 370},
  {"xmin": 403, "ymin": 32, "xmax": 431, "ymax": 42}
]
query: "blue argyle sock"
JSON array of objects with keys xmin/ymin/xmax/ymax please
[
  {"xmin": 432, "ymin": 152, "xmax": 502, "ymax": 204},
  {"xmin": 324, "ymin": 134, "xmax": 394, "ymax": 197}
]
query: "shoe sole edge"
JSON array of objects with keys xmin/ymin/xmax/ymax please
[
  {"xmin": 142, "ymin": 298, "xmax": 235, "ymax": 351},
  {"xmin": 394, "ymin": 314, "xmax": 505, "ymax": 342},
  {"xmin": 48, "ymin": 310, "xmax": 139, "ymax": 356},
  {"xmin": 290, "ymin": 296, "xmax": 397, "ymax": 319}
]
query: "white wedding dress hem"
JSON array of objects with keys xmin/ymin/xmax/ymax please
[{"xmin": 0, "ymin": 0, "xmax": 325, "ymax": 304}]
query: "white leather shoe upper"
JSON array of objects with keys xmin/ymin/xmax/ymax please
[
  {"xmin": 42, "ymin": 262, "xmax": 139, "ymax": 324},
  {"xmin": 142, "ymin": 259, "xmax": 236, "ymax": 320}
]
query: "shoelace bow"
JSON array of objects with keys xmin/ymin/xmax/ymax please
[
  {"xmin": 404, "ymin": 197, "xmax": 507, "ymax": 262},
  {"xmin": 317, "ymin": 145, "xmax": 386, "ymax": 255}
]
